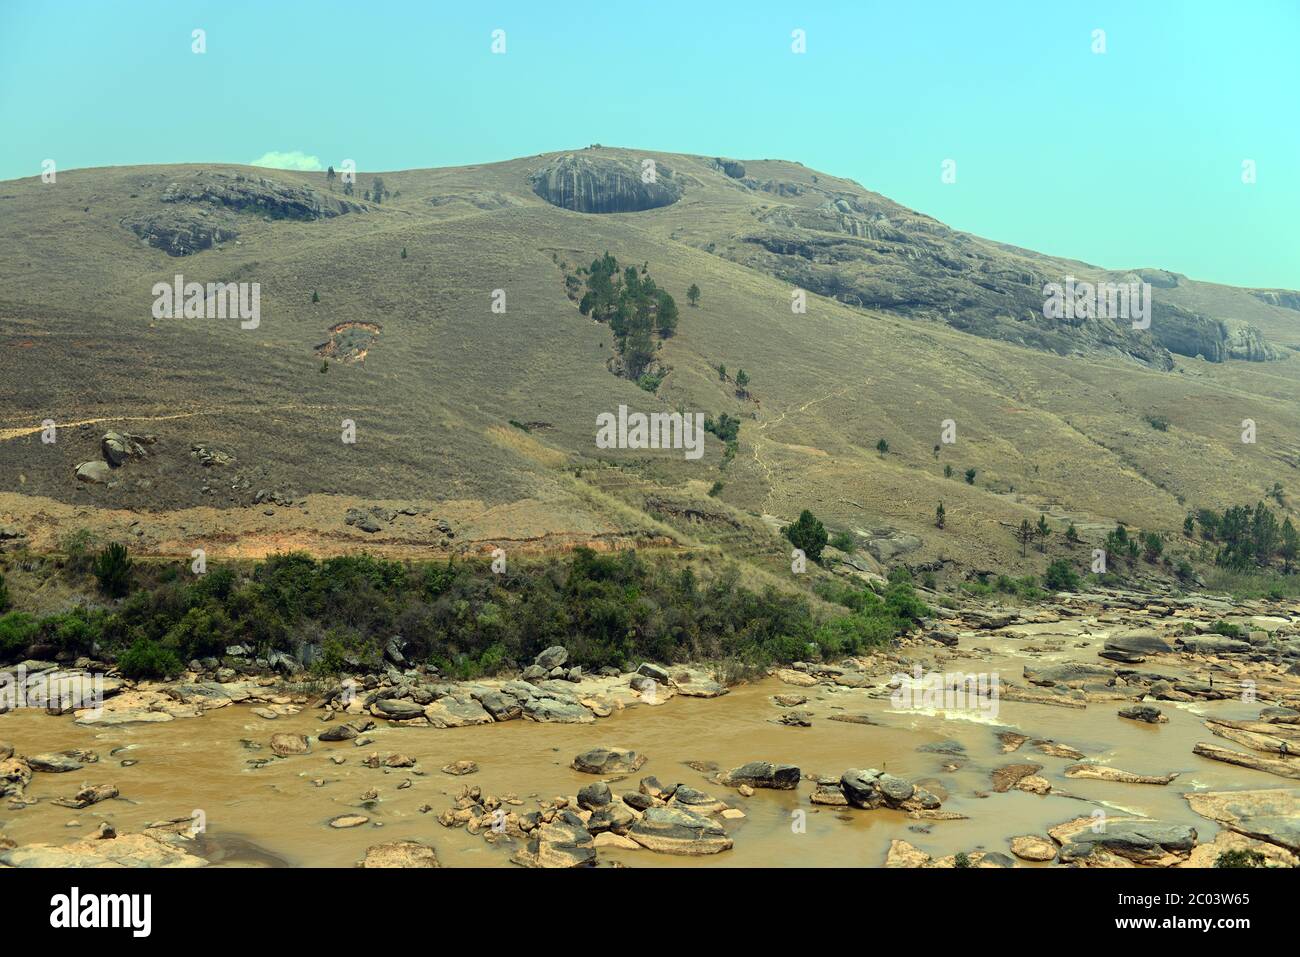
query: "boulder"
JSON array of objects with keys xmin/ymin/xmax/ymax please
[
  {"xmin": 991, "ymin": 762, "xmax": 1043, "ymax": 793},
  {"xmin": 535, "ymin": 646, "xmax": 569, "ymax": 670},
  {"xmin": 269, "ymin": 733, "xmax": 309, "ymax": 757},
  {"xmin": 1010, "ymin": 835, "xmax": 1057, "ymax": 862},
  {"xmin": 1051, "ymin": 817, "xmax": 1196, "ymax": 865},
  {"xmin": 636, "ymin": 662, "xmax": 670, "ymax": 682},
  {"xmin": 422, "ymin": 696, "xmax": 493, "ymax": 728},
  {"xmin": 511, "ymin": 822, "xmax": 596, "ymax": 868},
  {"xmin": 1119, "ymin": 705, "xmax": 1167, "ymax": 724},
  {"xmin": 628, "ymin": 806, "xmax": 732, "ymax": 855},
  {"xmin": 577, "ymin": 782, "xmax": 612, "ymax": 810},
  {"xmin": 572, "ymin": 747, "xmax": 646, "ymax": 775},
  {"xmin": 74, "ymin": 461, "xmax": 112, "ymax": 484},
  {"xmin": 530, "ymin": 152, "xmax": 684, "ymax": 214},
  {"xmin": 719, "ymin": 761, "xmax": 801, "ymax": 790},
  {"xmin": 371, "ymin": 697, "xmax": 427, "ymax": 722}
]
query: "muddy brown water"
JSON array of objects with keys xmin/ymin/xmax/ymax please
[{"xmin": 0, "ymin": 623, "xmax": 1283, "ymax": 867}]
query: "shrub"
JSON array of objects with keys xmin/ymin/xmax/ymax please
[
  {"xmin": 1044, "ymin": 559, "xmax": 1080, "ymax": 592},
  {"xmin": 1214, "ymin": 849, "xmax": 1267, "ymax": 868},
  {"xmin": 829, "ymin": 531, "xmax": 856, "ymax": 553},
  {"xmin": 93, "ymin": 543, "xmax": 134, "ymax": 598},
  {"xmin": 0, "ymin": 611, "xmax": 40, "ymax": 661},
  {"xmin": 117, "ymin": 636, "xmax": 184, "ymax": 680},
  {"xmin": 0, "ymin": 572, "xmax": 9, "ymax": 612},
  {"xmin": 783, "ymin": 510, "xmax": 829, "ymax": 564}
]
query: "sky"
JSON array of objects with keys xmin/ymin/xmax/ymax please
[{"xmin": 1, "ymin": 0, "xmax": 1297, "ymax": 289}]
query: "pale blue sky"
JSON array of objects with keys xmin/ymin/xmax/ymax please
[{"xmin": 1, "ymin": 0, "xmax": 1296, "ymax": 288}]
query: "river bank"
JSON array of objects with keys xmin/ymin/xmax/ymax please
[{"xmin": 2, "ymin": 585, "xmax": 1298, "ymax": 868}]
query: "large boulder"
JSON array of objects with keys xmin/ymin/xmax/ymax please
[
  {"xmin": 530, "ymin": 152, "xmax": 683, "ymax": 214},
  {"xmin": 1051, "ymin": 817, "xmax": 1196, "ymax": 865},
  {"xmin": 74, "ymin": 461, "xmax": 112, "ymax": 484},
  {"xmin": 422, "ymin": 696, "xmax": 493, "ymax": 728},
  {"xmin": 534, "ymin": 646, "xmax": 569, "ymax": 670},
  {"xmin": 719, "ymin": 761, "xmax": 801, "ymax": 790},
  {"xmin": 628, "ymin": 807, "xmax": 732, "ymax": 855},
  {"xmin": 511, "ymin": 822, "xmax": 596, "ymax": 868},
  {"xmin": 572, "ymin": 747, "xmax": 646, "ymax": 775}
]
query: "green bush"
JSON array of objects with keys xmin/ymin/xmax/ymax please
[
  {"xmin": 0, "ymin": 611, "xmax": 40, "ymax": 660},
  {"xmin": 117, "ymin": 637, "xmax": 183, "ymax": 680},
  {"xmin": 829, "ymin": 531, "xmax": 856, "ymax": 553},
  {"xmin": 93, "ymin": 543, "xmax": 134, "ymax": 598},
  {"xmin": 783, "ymin": 510, "xmax": 829, "ymax": 564},
  {"xmin": 1044, "ymin": 559, "xmax": 1081, "ymax": 592},
  {"xmin": 1214, "ymin": 849, "xmax": 1267, "ymax": 868}
]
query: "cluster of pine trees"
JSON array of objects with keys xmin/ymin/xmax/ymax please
[
  {"xmin": 577, "ymin": 253, "xmax": 678, "ymax": 380},
  {"xmin": 1192, "ymin": 502, "xmax": 1299, "ymax": 572}
]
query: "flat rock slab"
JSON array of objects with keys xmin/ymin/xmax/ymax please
[
  {"xmin": 1049, "ymin": 816, "xmax": 1196, "ymax": 865},
  {"xmin": 0, "ymin": 833, "xmax": 206, "ymax": 868},
  {"xmin": 1065, "ymin": 764, "xmax": 1178, "ymax": 785},
  {"xmin": 360, "ymin": 841, "xmax": 439, "ymax": 868},
  {"xmin": 991, "ymin": 762, "xmax": 1042, "ymax": 792},
  {"xmin": 1184, "ymin": 788, "xmax": 1300, "ymax": 853},
  {"xmin": 423, "ymin": 697, "xmax": 493, "ymax": 728},
  {"xmin": 1010, "ymin": 835, "xmax": 1057, "ymax": 862},
  {"xmin": 1193, "ymin": 742, "xmax": 1300, "ymax": 779}
]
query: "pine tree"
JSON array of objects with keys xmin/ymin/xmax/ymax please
[
  {"xmin": 735, "ymin": 369, "xmax": 750, "ymax": 396},
  {"xmin": 935, "ymin": 502, "xmax": 945, "ymax": 529},
  {"xmin": 1064, "ymin": 523, "xmax": 1080, "ymax": 548},
  {"xmin": 311, "ymin": 290, "xmax": 319, "ymax": 304},
  {"xmin": 1035, "ymin": 514, "xmax": 1051, "ymax": 552},
  {"xmin": 1280, "ymin": 518, "xmax": 1298, "ymax": 573},
  {"xmin": 687, "ymin": 283, "xmax": 701, "ymax": 307},
  {"xmin": 1015, "ymin": 519, "xmax": 1035, "ymax": 557},
  {"xmin": 876, "ymin": 438, "xmax": 889, "ymax": 457}
]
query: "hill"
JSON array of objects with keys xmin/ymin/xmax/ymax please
[{"xmin": 2, "ymin": 146, "xmax": 1298, "ymax": 585}]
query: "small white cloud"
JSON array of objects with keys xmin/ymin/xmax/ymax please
[{"xmin": 250, "ymin": 150, "xmax": 323, "ymax": 171}]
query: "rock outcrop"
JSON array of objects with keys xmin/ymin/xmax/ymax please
[{"xmin": 530, "ymin": 153, "xmax": 683, "ymax": 214}]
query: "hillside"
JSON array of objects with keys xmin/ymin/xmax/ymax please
[{"xmin": 2, "ymin": 146, "xmax": 1298, "ymax": 583}]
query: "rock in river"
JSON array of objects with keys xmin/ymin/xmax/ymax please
[
  {"xmin": 719, "ymin": 761, "xmax": 801, "ymax": 790},
  {"xmin": 360, "ymin": 841, "xmax": 440, "ymax": 868},
  {"xmin": 269, "ymin": 733, "xmax": 310, "ymax": 757},
  {"xmin": 628, "ymin": 806, "xmax": 733, "ymax": 855},
  {"xmin": 572, "ymin": 746, "xmax": 646, "ymax": 775}
]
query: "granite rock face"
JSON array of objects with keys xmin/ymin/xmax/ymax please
[
  {"xmin": 705, "ymin": 178, "xmax": 1278, "ymax": 368},
  {"xmin": 530, "ymin": 153, "xmax": 683, "ymax": 214},
  {"xmin": 123, "ymin": 170, "xmax": 363, "ymax": 256}
]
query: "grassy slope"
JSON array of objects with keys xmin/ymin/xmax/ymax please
[{"xmin": 0, "ymin": 149, "xmax": 1297, "ymax": 581}]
